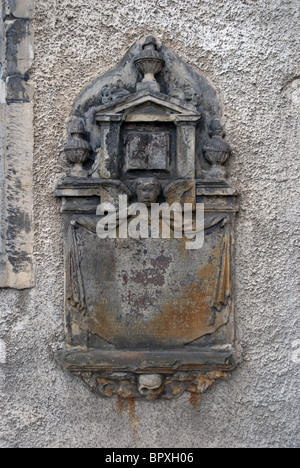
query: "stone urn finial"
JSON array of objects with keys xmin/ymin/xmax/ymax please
[
  {"xmin": 64, "ymin": 118, "xmax": 91, "ymax": 178},
  {"xmin": 203, "ymin": 118, "xmax": 231, "ymax": 180},
  {"xmin": 135, "ymin": 36, "xmax": 165, "ymax": 93}
]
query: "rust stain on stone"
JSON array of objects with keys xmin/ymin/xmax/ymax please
[
  {"xmin": 151, "ymin": 246, "xmax": 221, "ymax": 344},
  {"xmin": 116, "ymin": 395, "xmax": 138, "ymax": 432},
  {"xmin": 189, "ymin": 392, "xmax": 201, "ymax": 408},
  {"xmin": 128, "ymin": 397, "xmax": 138, "ymax": 432},
  {"xmin": 117, "ymin": 395, "xmax": 125, "ymax": 413},
  {"xmin": 82, "ymin": 242, "xmax": 228, "ymax": 347}
]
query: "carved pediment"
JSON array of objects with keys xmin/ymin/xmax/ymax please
[
  {"xmin": 55, "ymin": 36, "xmax": 238, "ymax": 402},
  {"xmin": 95, "ymin": 90, "xmax": 201, "ymax": 123}
]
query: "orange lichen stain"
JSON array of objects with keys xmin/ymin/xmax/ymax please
[
  {"xmin": 194, "ymin": 375, "xmax": 215, "ymax": 393},
  {"xmin": 189, "ymin": 392, "xmax": 201, "ymax": 409},
  {"xmin": 193, "ymin": 372, "xmax": 227, "ymax": 394},
  {"xmin": 96, "ymin": 378, "xmax": 114, "ymax": 397},
  {"xmin": 172, "ymin": 386, "xmax": 183, "ymax": 396},
  {"xmin": 208, "ymin": 371, "xmax": 228, "ymax": 382}
]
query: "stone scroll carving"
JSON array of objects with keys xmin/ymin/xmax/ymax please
[{"xmin": 55, "ymin": 36, "xmax": 239, "ymax": 401}]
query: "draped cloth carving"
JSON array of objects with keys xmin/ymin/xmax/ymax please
[
  {"xmin": 55, "ymin": 36, "xmax": 239, "ymax": 400},
  {"xmin": 211, "ymin": 230, "xmax": 232, "ymax": 312},
  {"xmin": 66, "ymin": 225, "xmax": 86, "ymax": 313}
]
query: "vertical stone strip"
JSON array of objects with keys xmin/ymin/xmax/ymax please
[
  {"xmin": 175, "ymin": 116, "xmax": 200, "ymax": 179},
  {"xmin": 0, "ymin": 0, "xmax": 34, "ymax": 289},
  {"xmin": 94, "ymin": 115, "xmax": 122, "ymax": 179}
]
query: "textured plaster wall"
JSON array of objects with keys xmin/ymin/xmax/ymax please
[{"xmin": 0, "ymin": 0, "xmax": 299, "ymax": 448}]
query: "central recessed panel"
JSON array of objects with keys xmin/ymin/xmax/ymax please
[
  {"xmin": 70, "ymin": 227, "xmax": 227, "ymax": 349},
  {"xmin": 125, "ymin": 131, "xmax": 170, "ymax": 171}
]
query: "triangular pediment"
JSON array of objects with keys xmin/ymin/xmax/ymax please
[{"xmin": 95, "ymin": 90, "xmax": 201, "ymax": 119}]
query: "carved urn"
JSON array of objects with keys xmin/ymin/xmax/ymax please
[
  {"xmin": 134, "ymin": 36, "xmax": 165, "ymax": 92},
  {"xmin": 64, "ymin": 119, "xmax": 91, "ymax": 178},
  {"xmin": 203, "ymin": 118, "xmax": 231, "ymax": 180},
  {"xmin": 55, "ymin": 36, "xmax": 239, "ymax": 402}
]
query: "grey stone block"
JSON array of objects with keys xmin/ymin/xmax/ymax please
[{"xmin": 4, "ymin": 0, "xmax": 34, "ymax": 19}]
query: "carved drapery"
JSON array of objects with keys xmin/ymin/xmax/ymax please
[{"xmin": 55, "ymin": 36, "xmax": 239, "ymax": 400}]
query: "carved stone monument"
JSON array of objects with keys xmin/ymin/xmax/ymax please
[{"xmin": 55, "ymin": 37, "xmax": 239, "ymax": 400}]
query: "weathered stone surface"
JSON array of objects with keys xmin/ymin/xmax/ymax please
[
  {"xmin": 125, "ymin": 131, "xmax": 169, "ymax": 171},
  {"xmin": 5, "ymin": 74, "xmax": 33, "ymax": 102},
  {"xmin": 4, "ymin": 0, "xmax": 34, "ymax": 19},
  {"xmin": 55, "ymin": 36, "xmax": 237, "ymax": 400},
  {"xmin": 175, "ymin": 119, "xmax": 198, "ymax": 179},
  {"xmin": 0, "ymin": 102, "xmax": 34, "ymax": 288},
  {"xmin": 0, "ymin": 0, "xmax": 299, "ymax": 449},
  {"xmin": 0, "ymin": 1, "xmax": 34, "ymax": 289},
  {"xmin": 4, "ymin": 18, "xmax": 34, "ymax": 78}
]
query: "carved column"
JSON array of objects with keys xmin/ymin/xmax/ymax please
[
  {"xmin": 55, "ymin": 36, "xmax": 239, "ymax": 401},
  {"xmin": 175, "ymin": 116, "xmax": 200, "ymax": 179},
  {"xmin": 93, "ymin": 114, "xmax": 123, "ymax": 179}
]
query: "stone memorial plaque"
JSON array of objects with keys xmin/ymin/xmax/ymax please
[
  {"xmin": 55, "ymin": 36, "xmax": 238, "ymax": 400},
  {"xmin": 66, "ymin": 226, "xmax": 230, "ymax": 349}
]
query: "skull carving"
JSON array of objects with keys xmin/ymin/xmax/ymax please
[{"xmin": 138, "ymin": 374, "xmax": 164, "ymax": 400}]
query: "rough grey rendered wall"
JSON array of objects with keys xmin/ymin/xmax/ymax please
[{"xmin": 0, "ymin": 0, "xmax": 299, "ymax": 448}]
